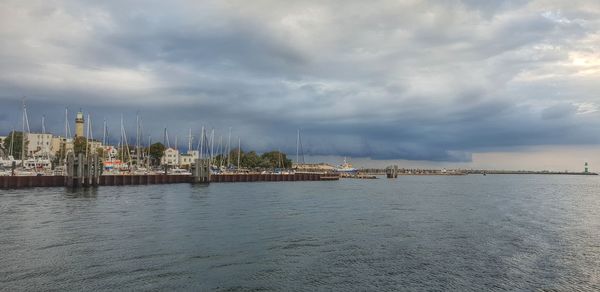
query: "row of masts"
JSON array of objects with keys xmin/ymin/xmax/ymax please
[{"xmin": 7, "ymin": 98, "xmax": 307, "ymax": 171}]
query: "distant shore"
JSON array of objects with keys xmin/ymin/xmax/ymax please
[{"xmin": 358, "ymin": 168, "xmax": 598, "ymax": 176}]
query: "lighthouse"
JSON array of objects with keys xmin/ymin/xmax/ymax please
[
  {"xmin": 75, "ymin": 111, "xmax": 84, "ymax": 138},
  {"xmin": 584, "ymin": 162, "xmax": 589, "ymax": 173}
]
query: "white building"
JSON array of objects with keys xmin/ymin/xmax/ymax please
[
  {"xmin": 161, "ymin": 148, "xmax": 180, "ymax": 166},
  {"xmin": 178, "ymin": 150, "xmax": 199, "ymax": 168}
]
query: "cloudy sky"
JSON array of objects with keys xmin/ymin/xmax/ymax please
[{"xmin": 1, "ymin": 0, "xmax": 599, "ymax": 170}]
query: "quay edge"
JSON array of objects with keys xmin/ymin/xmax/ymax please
[{"xmin": 0, "ymin": 173, "xmax": 339, "ymax": 189}]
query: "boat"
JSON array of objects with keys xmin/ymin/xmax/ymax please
[
  {"xmin": 23, "ymin": 158, "xmax": 52, "ymax": 171},
  {"xmin": 0, "ymin": 155, "xmax": 16, "ymax": 168},
  {"xmin": 335, "ymin": 157, "xmax": 358, "ymax": 174},
  {"xmin": 168, "ymin": 168, "xmax": 192, "ymax": 175}
]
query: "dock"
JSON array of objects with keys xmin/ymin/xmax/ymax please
[{"xmin": 0, "ymin": 173, "xmax": 339, "ymax": 189}]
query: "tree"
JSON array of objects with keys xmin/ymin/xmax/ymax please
[
  {"xmin": 241, "ymin": 151, "xmax": 261, "ymax": 168},
  {"xmin": 73, "ymin": 136, "xmax": 88, "ymax": 155},
  {"xmin": 2, "ymin": 131, "xmax": 28, "ymax": 159},
  {"xmin": 261, "ymin": 151, "xmax": 292, "ymax": 168},
  {"xmin": 96, "ymin": 147, "xmax": 105, "ymax": 158},
  {"xmin": 148, "ymin": 142, "xmax": 166, "ymax": 166}
]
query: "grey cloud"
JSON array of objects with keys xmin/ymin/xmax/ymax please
[
  {"xmin": 541, "ymin": 103, "xmax": 577, "ymax": 120},
  {"xmin": 1, "ymin": 0, "xmax": 600, "ymax": 162}
]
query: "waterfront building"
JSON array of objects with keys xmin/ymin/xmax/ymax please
[
  {"xmin": 26, "ymin": 133, "xmax": 53, "ymax": 157},
  {"xmin": 178, "ymin": 150, "xmax": 199, "ymax": 168},
  {"xmin": 161, "ymin": 147, "xmax": 180, "ymax": 166},
  {"xmin": 585, "ymin": 162, "xmax": 589, "ymax": 173},
  {"xmin": 50, "ymin": 136, "xmax": 74, "ymax": 156},
  {"xmin": 179, "ymin": 154, "xmax": 194, "ymax": 168},
  {"xmin": 88, "ymin": 140, "xmax": 103, "ymax": 153}
]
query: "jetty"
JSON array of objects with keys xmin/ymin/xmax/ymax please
[{"xmin": 0, "ymin": 172, "xmax": 338, "ymax": 189}]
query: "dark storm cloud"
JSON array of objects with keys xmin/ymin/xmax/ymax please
[{"xmin": 1, "ymin": 0, "xmax": 600, "ymax": 162}]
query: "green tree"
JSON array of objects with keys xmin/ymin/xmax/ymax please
[
  {"xmin": 261, "ymin": 151, "xmax": 292, "ymax": 168},
  {"xmin": 96, "ymin": 147, "xmax": 105, "ymax": 158},
  {"xmin": 2, "ymin": 131, "xmax": 28, "ymax": 160},
  {"xmin": 148, "ymin": 142, "xmax": 165, "ymax": 166},
  {"xmin": 241, "ymin": 151, "xmax": 261, "ymax": 168},
  {"xmin": 73, "ymin": 136, "xmax": 88, "ymax": 155}
]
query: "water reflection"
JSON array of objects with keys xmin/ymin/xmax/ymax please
[{"xmin": 64, "ymin": 187, "xmax": 99, "ymax": 199}]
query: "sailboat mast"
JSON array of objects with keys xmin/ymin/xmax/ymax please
[
  {"xmin": 119, "ymin": 116, "xmax": 123, "ymax": 162},
  {"xmin": 102, "ymin": 119, "xmax": 107, "ymax": 146},
  {"xmin": 85, "ymin": 113, "xmax": 90, "ymax": 160},
  {"xmin": 21, "ymin": 98, "xmax": 26, "ymax": 166},
  {"xmin": 296, "ymin": 128, "xmax": 299, "ymax": 164},
  {"xmin": 227, "ymin": 127, "xmax": 231, "ymax": 167},
  {"xmin": 199, "ymin": 126, "xmax": 204, "ymax": 159},
  {"xmin": 147, "ymin": 135, "xmax": 151, "ymax": 169},
  {"xmin": 218, "ymin": 136, "xmax": 223, "ymax": 167},
  {"xmin": 188, "ymin": 128, "xmax": 192, "ymax": 154},
  {"xmin": 9, "ymin": 128, "xmax": 14, "ymax": 157},
  {"xmin": 63, "ymin": 108, "xmax": 68, "ymax": 167},
  {"xmin": 210, "ymin": 129, "xmax": 215, "ymax": 165},
  {"xmin": 237, "ymin": 137, "xmax": 241, "ymax": 170},
  {"xmin": 121, "ymin": 115, "xmax": 132, "ymax": 166},
  {"xmin": 64, "ymin": 108, "xmax": 68, "ymax": 138},
  {"xmin": 136, "ymin": 113, "xmax": 140, "ymax": 167},
  {"xmin": 42, "ymin": 116, "xmax": 50, "ymax": 161}
]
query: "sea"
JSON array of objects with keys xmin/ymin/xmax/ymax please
[{"xmin": 1, "ymin": 175, "xmax": 599, "ymax": 291}]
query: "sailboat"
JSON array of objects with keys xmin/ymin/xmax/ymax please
[{"xmin": 17, "ymin": 98, "xmax": 53, "ymax": 174}]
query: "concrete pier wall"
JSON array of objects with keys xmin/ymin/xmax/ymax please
[{"xmin": 0, "ymin": 173, "xmax": 338, "ymax": 189}]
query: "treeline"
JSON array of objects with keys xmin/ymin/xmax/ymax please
[
  {"xmin": 147, "ymin": 143, "xmax": 292, "ymax": 169},
  {"xmin": 213, "ymin": 150, "xmax": 293, "ymax": 169}
]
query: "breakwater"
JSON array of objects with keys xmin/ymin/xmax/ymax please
[{"xmin": 0, "ymin": 173, "xmax": 339, "ymax": 189}]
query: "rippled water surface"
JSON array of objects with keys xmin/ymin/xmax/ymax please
[{"xmin": 1, "ymin": 175, "xmax": 599, "ymax": 291}]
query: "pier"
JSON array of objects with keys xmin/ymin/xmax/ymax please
[{"xmin": 0, "ymin": 172, "xmax": 339, "ymax": 189}]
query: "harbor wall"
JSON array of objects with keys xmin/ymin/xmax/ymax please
[{"xmin": 0, "ymin": 173, "xmax": 339, "ymax": 189}]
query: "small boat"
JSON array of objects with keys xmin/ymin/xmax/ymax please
[
  {"xmin": 0, "ymin": 155, "xmax": 16, "ymax": 168},
  {"xmin": 335, "ymin": 157, "xmax": 358, "ymax": 174},
  {"xmin": 168, "ymin": 168, "xmax": 192, "ymax": 175}
]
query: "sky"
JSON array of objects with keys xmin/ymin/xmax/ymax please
[{"xmin": 0, "ymin": 0, "xmax": 599, "ymax": 171}]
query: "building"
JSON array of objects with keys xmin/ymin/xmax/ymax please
[
  {"xmin": 26, "ymin": 133, "xmax": 53, "ymax": 157},
  {"xmin": 178, "ymin": 150, "xmax": 199, "ymax": 168},
  {"xmin": 179, "ymin": 154, "xmax": 194, "ymax": 168},
  {"xmin": 585, "ymin": 162, "xmax": 589, "ymax": 173},
  {"xmin": 161, "ymin": 148, "xmax": 180, "ymax": 166},
  {"xmin": 88, "ymin": 140, "xmax": 103, "ymax": 153},
  {"xmin": 50, "ymin": 136, "xmax": 73, "ymax": 156},
  {"xmin": 75, "ymin": 111, "xmax": 84, "ymax": 138}
]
